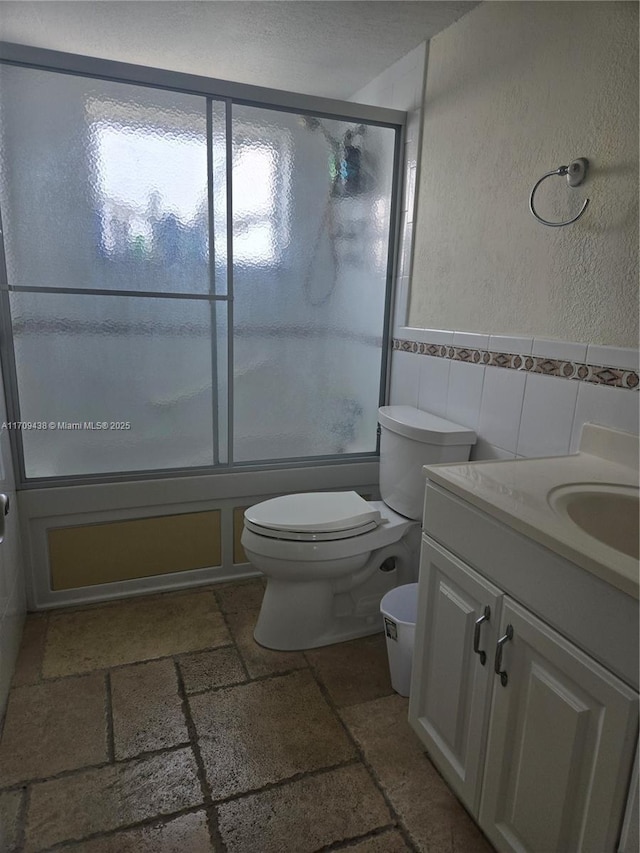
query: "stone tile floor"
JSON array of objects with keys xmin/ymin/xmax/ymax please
[{"xmin": 0, "ymin": 579, "xmax": 494, "ymax": 852}]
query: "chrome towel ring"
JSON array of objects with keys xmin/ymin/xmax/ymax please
[{"xmin": 529, "ymin": 157, "xmax": 590, "ymax": 227}]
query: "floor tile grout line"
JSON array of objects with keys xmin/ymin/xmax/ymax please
[
  {"xmin": 13, "ymin": 580, "xmax": 263, "ymax": 688},
  {"xmin": 14, "ymin": 782, "xmax": 30, "ymax": 852},
  {"xmin": 211, "ymin": 587, "xmax": 314, "ymax": 683},
  {"xmin": 208, "ymin": 756, "xmax": 363, "ymax": 808},
  {"xmin": 183, "ymin": 660, "xmax": 416, "ymax": 841},
  {"xmin": 211, "ymin": 588, "xmax": 252, "ymax": 682},
  {"xmin": 104, "ymin": 672, "xmax": 116, "ymax": 764},
  {"xmin": 0, "ymin": 743, "xmax": 196, "ymax": 794},
  {"xmin": 39, "ymin": 611, "xmax": 50, "ymax": 682},
  {"xmin": 176, "ymin": 651, "xmax": 379, "ymax": 810},
  {"xmin": 31, "ymin": 642, "xmax": 237, "ymax": 684},
  {"xmin": 22, "ymin": 644, "xmax": 308, "ymax": 693},
  {"xmin": 1, "ymin": 675, "xmax": 314, "ymax": 794},
  {"xmin": 184, "ymin": 677, "xmax": 247, "ymax": 696},
  {"xmin": 413, "ymin": 743, "xmax": 496, "ymax": 853},
  {"xmin": 38, "ymin": 583, "xmax": 237, "ymax": 618},
  {"xmin": 306, "ymin": 666, "xmax": 420, "ymax": 853},
  {"xmin": 185, "ymin": 662, "xmax": 310, "ymax": 696},
  {"xmin": 316, "ymin": 823, "xmax": 399, "ymax": 852},
  {"xmin": 24, "ymin": 610, "xmax": 50, "ymax": 694},
  {"xmin": 0, "ymin": 704, "xmax": 7, "ymax": 743},
  {"xmin": 33, "ymin": 804, "xmax": 208, "ymax": 853},
  {"xmin": 173, "ymin": 659, "xmax": 227, "ymax": 853}
]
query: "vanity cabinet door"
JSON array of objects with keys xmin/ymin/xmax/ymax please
[
  {"xmin": 618, "ymin": 742, "xmax": 638, "ymax": 853},
  {"xmin": 480, "ymin": 597, "xmax": 638, "ymax": 853},
  {"xmin": 409, "ymin": 535, "xmax": 503, "ymax": 815}
]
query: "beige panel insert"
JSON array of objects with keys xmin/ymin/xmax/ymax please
[{"xmin": 49, "ymin": 510, "xmax": 221, "ymax": 591}]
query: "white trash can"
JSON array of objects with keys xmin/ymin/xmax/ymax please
[{"xmin": 380, "ymin": 583, "xmax": 419, "ymax": 697}]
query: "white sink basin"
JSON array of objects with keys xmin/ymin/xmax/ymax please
[
  {"xmin": 548, "ymin": 483, "xmax": 639, "ymax": 560},
  {"xmin": 424, "ymin": 424, "xmax": 639, "ymax": 598}
]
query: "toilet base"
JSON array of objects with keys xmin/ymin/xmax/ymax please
[
  {"xmin": 254, "ymin": 578, "xmax": 387, "ymax": 651},
  {"xmin": 256, "ymin": 620, "xmax": 384, "ymax": 651},
  {"xmin": 253, "ymin": 533, "xmax": 420, "ymax": 651}
]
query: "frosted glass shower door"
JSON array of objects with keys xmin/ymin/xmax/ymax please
[
  {"xmin": 0, "ymin": 65, "xmax": 228, "ymax": 477},
  {"xmin": 231, "ymin": 105, "xmax": 396, "ymax": 462},
  {"xmin": 0, "ymin": 54, "xmax": 400, "ymax": 482}
]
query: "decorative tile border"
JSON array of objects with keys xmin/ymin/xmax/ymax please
[{"xmin": 392, "ymin": 339, "xmax": 639, "ymax": 390}]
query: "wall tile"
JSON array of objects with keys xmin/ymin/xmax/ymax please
[
  {"xmin": 470, "ymin": 439, "xmax": 516, "ymax": 461},
  {"xmin": 570, "ymin": 382, "xmax": 640, "ymax": 451},
  {"xmin": 399, "ymin": 221, "xmax": 413, "ymax": 278},
  {"xmin": 405, "ymin": 138, "xmax": 418, "ymax": 173},
  {"xmin": 446, "ymin": 362, "xmax": 485, "ymax": 430},
  {"xmin": 389, "ymin": 330, "xmax": 638, "ymax": 465},
  {"xmin": 489, "ymin": 335, "xmax": 533, "ymax": 355},
  {"xmin": 398, "ymin": 328, "xmax": 454, "ymax": 346},
  {"xmin": 516, "ymin": 374, "xmax": 579, "ymax": 458},
  {"xmin": 452, "ymin": 331, "xmax": 490, "ymax": 351},
  {"xmin": 404, "ymin": 164, "xmax": 416, "ymax": 222},
  {"xmin": 586, "ymin": 344, "xmax": 639, "ymax": 372},
  {"xmin": 388, "ymin": 352, "xmax": 420, "ymax": 408},
  {"xmin": 406, "ymin": 109, "xmax": 421, "ymax": 145},
  {"xmin": 477, "ymin": 366, "xmax": 526, "ymax": 453},
  {"xmin": 392, "ymin": 276, "xmax": 410, "ymax": 333},
  {"xmin": 532, "ymin": 338, "xmax": 588, "ymax": 363},
  {"xmin": 417, "ymin": 356, "xmax": 450, "ymax": 418}
]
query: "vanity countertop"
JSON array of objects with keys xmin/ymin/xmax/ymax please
[{"xmin": 423, "ymin": 424, "xmax": 639, "ymax": 599}]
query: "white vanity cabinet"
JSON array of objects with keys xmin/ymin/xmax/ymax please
[
  {"xmin": 408, "ymin": 537, "xmax": 503, "ymax": 814},
  {"xmin": 480, "ymin": 597, "xmax": 637, "ymax": 853},
  {"xmin": 409, "ymin": 480, "xmax": 639, "ymax": 853}
]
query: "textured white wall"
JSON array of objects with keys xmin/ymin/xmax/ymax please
[{"xmin": 410, "ymin": 1, "xmax": 639, "ymax": 347}]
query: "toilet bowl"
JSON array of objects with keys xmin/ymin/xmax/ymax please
[
  {"xmin": 241, "ymin": 406, "xmax": 476, "ymax": 651},
  {"xmin": 244, "ymin": 497, "xmax": 419, "ymax": 650}
]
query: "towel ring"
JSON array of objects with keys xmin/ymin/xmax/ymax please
[{"xmin": 529, "ymin": 157, "xmax": 589, "ymax": 227}]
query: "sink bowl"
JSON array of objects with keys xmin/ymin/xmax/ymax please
[{"xmin": 548, "ymin": 484, "xmax": 639, "ymax": 560}]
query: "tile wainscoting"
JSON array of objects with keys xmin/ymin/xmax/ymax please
[{"xmin": 390, "ymin": 332, "xmax": 639, "ymax": 461}]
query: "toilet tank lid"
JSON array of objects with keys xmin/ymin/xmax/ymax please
[
  {"xmin": 245, "ymin": 491, "xmax": 382, "ymax": 533},
  {"xmin": 378, "ymin": 406, "xmax": 476, "ymax": 446}
]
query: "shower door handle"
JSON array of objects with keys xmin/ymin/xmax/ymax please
[{"xmin": 0, "ymin": 493, "xmax": 10, "ymax": 544}]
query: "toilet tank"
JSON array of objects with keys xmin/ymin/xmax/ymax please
[{"xmin": 378, "ymin": 406, "xmax": 476, "ymax": 520}]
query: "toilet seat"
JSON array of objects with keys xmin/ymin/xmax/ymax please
[
  {"xmin": 244, "ymin": 518, "xmax": 379, "ymax": 542},
  {"xmin": 242, "ymin": 500, "xmax": 417, "ymax": 565},
  {"xmin": 244, "ymin": 491, "xmax": 382, "ymax": 542}
]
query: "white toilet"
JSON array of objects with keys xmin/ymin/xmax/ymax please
[{"xmin": 241, "ymin": 405, "xmax": 476, "ymax": 650}]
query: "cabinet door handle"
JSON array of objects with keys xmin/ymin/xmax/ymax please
[
  {"xmin": 473, "ymin": 605, "xmax": 491, "ymax": 665},
  {"xmin": 494, "ymin": 624, "xmax": 514, "ymax": 686}
]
